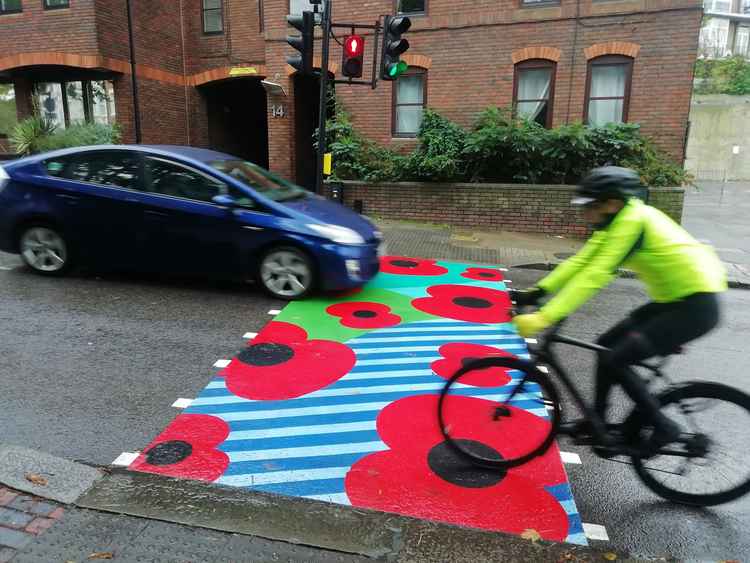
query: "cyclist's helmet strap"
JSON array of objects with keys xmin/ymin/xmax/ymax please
[{"xmin": 576, "ymin": 166, "xmax": 645, "ymax": 203}]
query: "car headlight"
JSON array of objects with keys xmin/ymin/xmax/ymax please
[{"xmin": 307, "ymin": 224, "xmax": 365, "ymax": 245}]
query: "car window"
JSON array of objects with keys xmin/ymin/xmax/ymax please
[
  {"xmin": 208, "ymin": 160, "xmax": 307, "ymax": 203},
  {"xmin": 49, "ymin": 151, "xmax": 142, "ymax": 190},
  {"xmin": 145, "ymin": 157, "xmax": 228, "ymax": 203}
]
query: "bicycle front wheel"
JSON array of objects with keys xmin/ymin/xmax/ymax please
[
  {"xmin": 630, "ymin": 382, "xmax": 750, "ymax": 506},
  {"xmin": 437, "ymin": 356, "xmax": 561, "ymax": 469}
]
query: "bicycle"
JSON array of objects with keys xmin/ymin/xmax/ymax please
[{"xmin": 437, "ymin": 317, "xmax": 750, "ymax": 507}]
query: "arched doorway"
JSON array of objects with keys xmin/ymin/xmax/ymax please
[{"xmin": 201, "ymin": 77, "xmax": 269, "ymax": 168}]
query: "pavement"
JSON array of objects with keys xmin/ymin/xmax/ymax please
[{"xmin": 373, "ymin": 180, "xmax": 750, "ymax": 289}]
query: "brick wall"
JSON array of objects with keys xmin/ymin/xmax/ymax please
[{"xmin": 325, "ymin": 181, "xmax": 685, "ymax": 237}]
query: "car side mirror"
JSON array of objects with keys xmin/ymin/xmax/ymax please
[{"xmin": 212, "ymin": 194, "xmax": 237, "ymax": 208}]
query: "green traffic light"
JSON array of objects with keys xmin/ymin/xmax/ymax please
[{"xmin": 387, "ymin": 60, "xmax": 409, "ymax": 78}]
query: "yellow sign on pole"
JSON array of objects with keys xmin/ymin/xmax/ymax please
[{"xmin": 323, "ymin": 153, "xmax": 332, "ymax": 176}]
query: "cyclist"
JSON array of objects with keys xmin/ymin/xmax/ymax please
[{"xmin": 511, "ymin": 166, "xmax": 727, "ymax": 450}]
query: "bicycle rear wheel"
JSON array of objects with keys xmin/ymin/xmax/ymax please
[
  {"xmin": 437, "ymin": 356, "xmax": 561, "ymax": 469},
  {"xmin": 629, "ymin": 382, "xmax": 750, "ymax": 506}
]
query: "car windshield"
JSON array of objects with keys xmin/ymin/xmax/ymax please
[{"xmin": 209, "ymin": 160, "xmax": 308, "ymax": 202}]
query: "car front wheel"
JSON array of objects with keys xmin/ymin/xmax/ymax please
[
  {"xmin": 258, "ymin": 246, "xmax": 315, "ymax": 300},
  {"xmin": 19, "ymin": 225, "xmax": 72, "ymax": 276}
]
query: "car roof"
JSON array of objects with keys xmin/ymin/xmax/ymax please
[{"xmin": 5, "ymin": 144, "xmax": 240, "ymax": 167}]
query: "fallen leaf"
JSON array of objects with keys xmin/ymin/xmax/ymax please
[
  {"xmin": 25, "ymin": 473, "xmax": 48, "ymax": 486},
  {"xmin": 87, "ymin": 553, "xmax": 114, "ymax": 560},
  {"xmin": 521, "ymin": 529, "xmax": 542, "ymax": 543},
  {"xmin": 603, "ymin": 553, "xmax": 617, "ymax": 561}
]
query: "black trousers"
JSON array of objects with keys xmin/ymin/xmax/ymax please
[{"xmin": 595, "ymin": 292, "xmax": 722, "ymax": 421}]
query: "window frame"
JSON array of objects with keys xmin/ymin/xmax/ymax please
[
  {"xmin": 391, "ymin": 68, "xmax": 428, "ymax": 139},
  {"xmin": 0, "ymin": 0, "xmax": 22, "ymax": 15},
  {"xmin": 583, "ymin": 54, "xmax": 633, "ymax": 126},
  {"xmin": 43, "ymin": 0, "xmax": 70, "ymax": 10},
  {"xmin": 34, "ymin": 80, "xmax": 116, "ymax": 129},
  {"xmin": 395, "ymin": 0, "xmax": 427, "ymax": 16},
  {"xmin": 202, "ymin": 0, "xmax": 224, "ymax": 35},
  {"xmin": 512, "ymin": 58, "xmax": 557, "ymax": 129}
]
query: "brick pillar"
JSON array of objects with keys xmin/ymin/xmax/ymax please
[
  {"xmin": 265, "ymin": 71, "xmax": 295, "ymax": 179},
  {"xmin": 113, "ymin": 74, "xmax": 136, "ymax": 144}
]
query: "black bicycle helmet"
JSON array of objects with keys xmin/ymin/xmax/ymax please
[{"xmin": 572, "ymin": 166, "xmax": 645, "ymax": 205}]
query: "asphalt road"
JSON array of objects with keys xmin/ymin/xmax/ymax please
[
  {"xmin": 0, "ymin": 251, "xmax": 281, "ymax": 465},
  {"xmin": 1, "ymin": 252, "xmax": 748, "ymax": 560}
]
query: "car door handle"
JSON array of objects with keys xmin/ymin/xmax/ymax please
[{"xmin": 144, "ymin": 210, "xmax": 169, "ymax": 218}]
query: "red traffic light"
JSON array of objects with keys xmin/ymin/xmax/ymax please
[
  {"xmin": 342, "ymin": 34, "xmax": 365, "ymax": 78},
  {"xmin": 344, "ymin": 35, "xmax": 364, "ymax": 57}
]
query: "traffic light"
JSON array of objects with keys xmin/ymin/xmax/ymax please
[
  {"xmin": 341, "ymin": 34, "xmax": 365, "ymax": 78},
  {"xmin": 380, "ymin": 15, "xmax": 411, "ymax": 81},
  {"xmin": 286, "ymin": 11, "xmax": 314, "ymax": 75}
]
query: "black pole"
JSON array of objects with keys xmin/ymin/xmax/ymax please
[
  {"xmin": 315, "ymin": 0, "xmax": 331, "ymax": 195},
  {"xmin": 126, "ymin": 0, "xmax": 142, "ymax": 143}
]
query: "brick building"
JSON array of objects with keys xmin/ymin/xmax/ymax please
[{"xmin": 0, "ymin": 0, "xmax": 702, "ymax": 187}]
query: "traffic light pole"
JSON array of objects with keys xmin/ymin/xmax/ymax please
[{"xmin": 315, "ymin": 0, "xmax": 332, "ymax": 195}]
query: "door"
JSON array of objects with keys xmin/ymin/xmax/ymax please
[
  {"xmin": 136, "ymin": 156, "xmax": 243, "ymax": 276},
  {"xmin": 41, "ymin": 150, "xmax": 145, "ymax": 268}
]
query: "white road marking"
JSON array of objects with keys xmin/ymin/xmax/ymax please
[
  {"xmin": 560, "ymin": 451, "xmax": 582, "ymax": 464},
  {"xmin": 0, "ymin": 266, "xmax": 12, "ymax": 271},
  {"xmin": 243, "ymin": 332, "xmax": 258, "ymax": 339},
  {"xmin": 111, "ymin": 452, "xmax": 140, "ymax": 466},
  {"xmin": 525, "ymin": 338, "xmax": 538, "ymax": 344},
  {"xmin": 538, "ymin": 366, "xmax": 549, "ymax": 373},
  {"xmin": 582, "ymin": 523, "xmax": 610, "ymax": 541},
  {"xmin": 213, "ymin": 359, "xmax": 231, "ymax": 368},
  {"xmin": 171, "ymin": 398, "xmax": 193, "ymax": 409},
  {"xmin": 268, "ymin": 309, "xmax": 281, "ymax": 315}
]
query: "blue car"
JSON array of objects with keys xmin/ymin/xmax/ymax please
[{"xmin": 0, "ymin": 145, "xmax": 382, "ymax": 299}]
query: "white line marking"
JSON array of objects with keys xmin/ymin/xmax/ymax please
[
  {"xmin": 243, "ymin": 332, "xmax": 258, "ymax": 339},
  {"xmin": 218, "ymin": 466, "xmax": 350, "ymax": 487},
  {"xmin": 268, "ymin": 309, "xmax": 281, "ymax": 315},
  {"xmin": 582, "ymin": 523, "xmax": 609, "ymax": 541},
  {"xmin": 504, "ymin": 280, "xmax": 512, "ymax": 284},
  {"xmin": 525, "ymin": 338, "xmax": 538, "ymax": 344},
  {"xmin": 499, "ymin": 268, "xmax": 509, "ymax": 272},
  {"xmin": 349, "ymin": 334, "xmax": 522, "ymax": 345},
  {"xmin": 561, "ymin": 451, "xmax": 582, "ymax": 464},
  {"xmin": 305, "ymin": 492, "xmax": 351, "ymax": 505},
  {"xmin": 213, "ymin": 359, "xmax": 231, "ymax": 368},
  {"xmin": 538, "ymin": 366, "xmax": 549, "ymax": 373},
  {"xmin": 171, "ymin": 398, "xmax": 193, "ymax": 409},
  {"xmin": 226, "ymin": 420, "xmax": 377, "ymax": 441},
  {"xmin": 111, "ymin": 452, "xmax": 139, "ymax": 466},
  {"xmin": 227, "ymin": 441, "xmax": 388, "ymax": 462},
  {"xmin": 0, "ymin": 266, "xmax": 12, "ymax": 271}
]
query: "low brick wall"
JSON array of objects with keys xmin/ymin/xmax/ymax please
[{"xmin": 325, "ymin": 182, "xmax": 685, "ymax": 238}]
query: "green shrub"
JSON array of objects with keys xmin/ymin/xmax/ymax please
[
  {"xmin": 322, "ymin": 100, "xmax": 689, "ymax": 187},
  {"xmin": 36, "ymin": 122, "xmax": 121, "ymax": 153},
  {"xmin": 694, "ymin": 56, "xmax": 750, "ymax": 95},
  {"xmin": 10, "ymin": 115, "xmax": 57, "ymax": 155}
]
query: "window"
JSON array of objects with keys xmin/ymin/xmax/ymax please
[
  {"xmin": 44, "ymin": 0, "xmax": 69, "ymax": 9},
  {"xmin": 0, "ymin": 0, "xmax": 22, "ymax": 15},
  {"xmin": 0, "ymin": 84, "xmax": 17, "ymax": 137},
  {"xmin": 202, "ymin": 0, "xmax": 223, "ymax": 34},
  {"xmin": 735, "ymin": 25, "xmax": 750, "ymax": 57},
  {"xmin": 210, "ymin": 159, "xmax": 305, "ymax": 203},
  {"xmin": 699, "ymin": 18, "xmax": 731, "ymax": 57},
  {"xmin": 585, "ymin": 56, "xmax": 632, "ymax": 126},
  {"xmin": 704, "ymin": 0, "xmax": 732, "ymax": 12},
  {"xmin": 513, "ymin": 60, "xmax": 556, "ymax": 128},
  {"xmin": 50, "ymin": 152, "xmax": 142, "ymax": 190},
  {"xmin": 289, "ymin": 0, "xmax": 315, "ymax": 15},
  {"xmin": 397, "ymin": 0, "xmax": 426, "ymax": 15},
  {"xmin": 392, "ymin": 70, "xmax": 427, "ymax": 137},
  {"xmin": 34, "ymin": 80, "xmax": 116, "ymax": 129},
  {"xmin": 521, "ymin": 0, "xmax": 559, "ymax": 6},
  {"xmin": 146, "ymin": 157, "xmax": 228, "ymax": 203}
]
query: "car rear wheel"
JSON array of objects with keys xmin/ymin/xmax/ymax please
[
  {"xmin": 258, "ymin": 246, "xmax": 314, "ymax": 300},
  {"xmin": 19, "ymin": 225, "xmax": 72, "ymax": 276}
]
